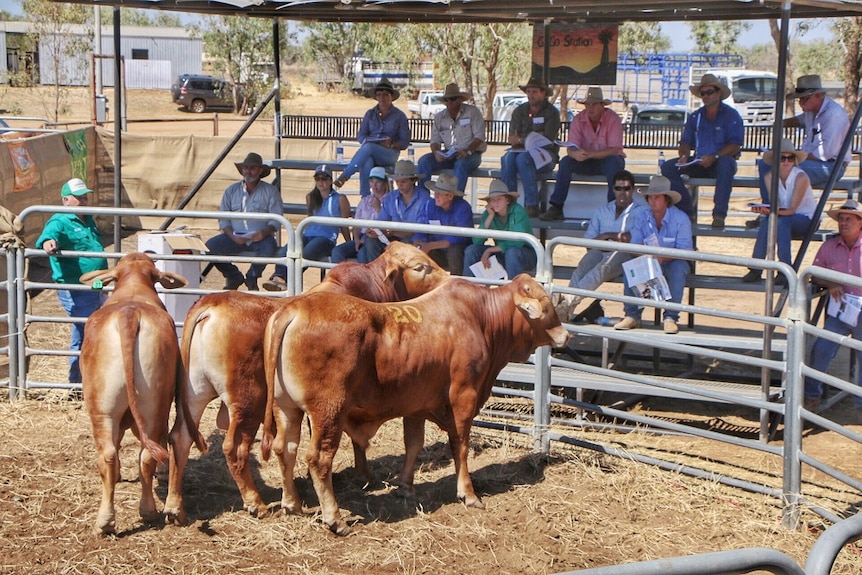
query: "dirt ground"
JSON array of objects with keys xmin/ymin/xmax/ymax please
[{"xmin": 1, "ymin": 80, "xmax": 861, "ymax": 575}]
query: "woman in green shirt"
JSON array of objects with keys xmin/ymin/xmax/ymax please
[{"xmin": 463, "ymin": 179, "xmax": 537, "ymax": 278}]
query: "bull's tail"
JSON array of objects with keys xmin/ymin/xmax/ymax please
[
  {"xmin": 260, "ymin": 306, "xmax": 294, "ymax": 461},
  {"xmin": 118, "ymin": 309, "xmax": 170, "ymax": 465},
  {"xmin": 176, "ymin": 307, "xmax": 209, "ymax": 454}
]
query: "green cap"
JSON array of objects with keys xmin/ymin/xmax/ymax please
[{"xmin": 61, "ymin": 178, "xmax": 92, "ymax": 197}]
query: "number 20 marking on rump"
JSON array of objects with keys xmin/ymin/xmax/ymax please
[{"xmin": 385, "ymin": 305, "xmax": 423, "ymax": 324}]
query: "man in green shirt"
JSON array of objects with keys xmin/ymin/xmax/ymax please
[{"xmin": 36, "ymin": 178, "xmax": 107, "ymax": 385}]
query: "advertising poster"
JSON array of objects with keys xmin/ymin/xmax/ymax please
[
  {"xmin": 531, "ymin": 23, "xmax": 618, "ymax": 85},
  {"xmin": 8, "ymin": 141, "xmax": 40, "ymax": 193},
  {"xmin": 63, "ymin": 129, "xmax": 89, "ymax": 181}
]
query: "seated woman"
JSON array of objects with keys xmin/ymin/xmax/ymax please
[
  {"xmin": 330, "ymin": 166, "xmax": 390, "ymax": 263},
  {"xmin": 742, "ymin": 138, "xmax": 816, "ymax": 285},
  {"xmin": 463, "ymin": 179, "xmax": 536, "ymax": 279},
  {"xmin": 262, "ymin": 165, "xmax": 351, "ymax": 291}
]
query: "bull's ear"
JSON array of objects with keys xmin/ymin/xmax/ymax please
[
  {"xmin": 383, "ymin": 258, "xmax": 399, "ymax": 286},
  {"xmin": 158, "ymin": 272, "xmax": 188, "ymax": 290},
  {"xmin": 80, "ymin": 269, "xmax": 115, "ymax": 287}
]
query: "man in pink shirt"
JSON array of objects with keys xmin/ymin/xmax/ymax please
[
  {"xmin": 540, "ymin": 87, "xmax": 626, "ymax": 221},
  {"xmin": 804, "ymin": 199, "xmax": 862, "ymax": 421}
]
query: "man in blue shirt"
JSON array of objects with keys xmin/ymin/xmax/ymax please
[
  {"xmin": 659, "ymin": 73, "xmax": 744, "ymax": 228},
  {"xmin": 335, "ymin": 80, "xmax": 411, "ymax": 197},
  {"xmin": 613, "ymin": 175, "xmax": 693, "ymax": 335},
  {"xmin": 358, "ymin": 160, "xmax": 430, "ymax": 263},
  {"xmin": 412, "ymin": 173, "xmax": 473, "ymax": 274}
]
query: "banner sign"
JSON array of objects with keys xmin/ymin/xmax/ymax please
[
  {"xmin": 531, "ymin": 23, "xmax": 618, "ymax": 85},
  {"xmin": 8, "ymin": 141, "xmax": 40, "ymax": 193},
  {"xmin": 63, "ymin": 129, "xmax": 88, "ymax": 181}
]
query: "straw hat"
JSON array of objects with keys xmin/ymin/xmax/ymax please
[
  {"xmin": 827, "ymin": 199, "xmax": 862, "ymax": 221},
  {"xmin": 689, "ymin": 73, "xmax": 731, "ymax": 100},
  {"xmin": 427, "ymin": 173, "xmax": 465, "ymax": 196},
  {"xmin": 762, "ymin": 138, "xmax": 807, "ymax": 166},
  {"xmin": 638, "ymin": 175, "xmax": 682, "ymax": 205}
]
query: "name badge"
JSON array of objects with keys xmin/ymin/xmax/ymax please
[
  {"xmin": 430, "ymin": 219, "xmax": 441, "ymax": 226},
  {"xmin": 459, "ymin": 118, "xmax": 470, "ymax": 126},
  {"xmin": 533, "ymin": 117, "xmax": 545, "ymax": 125}
]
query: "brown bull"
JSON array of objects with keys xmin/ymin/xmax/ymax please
[
  {"xmin": 79, "ymin": 252, "xmax": 188, "ymax": 535},
  {"xmin": 262, "ymin": 274, "xmax": 570, "ymax": 535},
  {"xmin": 164, "ymin": 243, "xmax": 449, "ymax": 525}
]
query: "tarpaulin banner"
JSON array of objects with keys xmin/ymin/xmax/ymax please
[{"xmin": 63, "ymin": 129, "xmax": 88, "ymax": 180}]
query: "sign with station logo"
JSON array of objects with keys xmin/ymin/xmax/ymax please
[{"xmin": 531, "ymin": 23, "xmax": 618, "ymax": 86}]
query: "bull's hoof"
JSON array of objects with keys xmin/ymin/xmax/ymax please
[
  {"xmin": 245, "ymin": 502, "xmax": 270, "ymax": 518},
  {"xmin": 459, "ymin": 494, "xmax": 486, "ymax": 510},
  {"xmin": 93, "ymin": 519, "xmax": 116, "ymax": 536},
  {"xmin": 279, "ymin": 502, "xmax": 303, "ymax": 516},
  {"xmin": 163, "ymin": 508, "xmax": 189, "ymax": 526},
  {"xmin": 328, "ymin": 519, "xmax": 351, "ymax": 536}
]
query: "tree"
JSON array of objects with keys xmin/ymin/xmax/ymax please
[
  {"xmin": 618, "ymin": 22, "xmax": 670, "ymax": 55},
  {"xmin": 835, "ymin": 17, "xmax": 862, "ymax": 115},
  {"xmin": 299, "ymin": 22, "xmax": 374, "ymax": 92},
  {"xmin": 192, "ymin": 16, "xmax": 286, "ymax": 114},
  {"xmin": 98, "ymin": 8, "xmax": 182, "ymax": 27},
  {"xmin": 688, "ymin": 21, "xmax": 750, "ymax": 54},
  {"xmin": 22, "ymin": 0, "xmax": 91, "ymax": 122}
]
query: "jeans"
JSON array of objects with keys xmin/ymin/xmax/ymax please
[
  {"xmin": 549, "ymin": 155, "xmax": 626, "ymax": 206},
  {"xmin": 462, "ymin": 243, "xmax": 537, "ymax": 279},
  {"xmin": 341, "ymin": 143, "xmax": 400, "ymax": 196},
  {"xmin": 331, "ymin": 240, "xmax": 359, "ymax": 263},
  {"xmin": 417, "ymin": 152, "xmax": 482, "ymax": 193},
  {"xmin": 57, "ymin": 288, "xmax": 103, "ymax": 383},
  {"xmin": 270, "ymin": 236, "xmax": 335, "ymax": 279},
  {"xmin": 205, "ymin": 233, "xmax": 278, "ymax": 283},
  {"xmin": 570, "ymin": 249, "xmax": 632, "ymax": 292},
  {"xmin": 661, "ymin": 157, "xmax": 737, "ymax": 217},
  {"xmin": 622, "ymin": 258, "xmax": 689, "ymax": 322},
  {"xmin": 805, "ymin": 314, "xmax": 862, "ymax": 407},
  {"xmin": 751, "ymin": 214, "xmax": 811, "ymax": 266},
  {"xmin": 500, "ymin": 151, "xmax": 555, "ymax": 207},
  {"xmin": 358, "ymin": 236, "xmax": 390, "ymax": 264},
  {"xmin": 757, "ymin": 158, "xmax": 847, "ymax": 202}
]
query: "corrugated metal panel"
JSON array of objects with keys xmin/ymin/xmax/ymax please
[
  {"xmin": 99, "ymin": 35, "xmax": 202, "ymax": 88},
  {"xmin": 0, "ymin": 32, "xmax": 6, "ymax": 84},
  {"xmin": 126, "ymin": 60, "xmax": 173, "ymax": 89}
]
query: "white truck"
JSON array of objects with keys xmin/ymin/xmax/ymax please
[
  {"xmin": 690, "ymin": 68, "xmax": 778, "ymax": 125},
  {"xmin": 407, "ymin": 90, "xmax": 445, "ymax": 119}
]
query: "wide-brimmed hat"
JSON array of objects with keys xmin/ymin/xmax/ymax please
[
  {"xmin": 577, "ymin": 86, "xmax": 611, "ymax": 106},
  {"xmin": 369, "ymin": 166, "xmax": 387, "ymax": 181},
  {"xmin": 374, "ymin": 79, "xmax": 400, "ymax": 101},
  {"xmin": 827, "ymin": 199, "xmax": 862, "ymax": 221},
  {"xmin": 480, "ymin": 179, "xmax": 519, "ymax": 201},
  {"xmin": 519, "ymin": 77, "xmax": 548, "ymax": 93},
  {"xmin": 235, "ymin": 152, "xmax": 272, "ymax": 178},
  {"xmin": 787, "ymin": 75, "xmax": 826, "ymax": 99},
  {"xmin": 386, "ymin": 159, "xmax": 424, "ymax": 180},
  {"xmin": 762, "ymin": 138, "xmax": 808, "ymax": 166},
  {"xmin": 427, "ymin": 173, "xmax": 465, "ymax": 196},
  {"xmin": 689, "ymin": 73, "xmax": 731, "ymax": 100},
  {"xmin": 314, "ymin": 165, "xmax": 333, "ymax": 179},
  {"xmin": 437, "ymin": 82, "xmax": 471, "ymax": 102},
  {"xmin": 638, "ymin": 175, "xmax": 682, "ymax": 205}
]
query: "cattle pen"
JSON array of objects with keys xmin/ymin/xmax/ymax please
[{"xmin": 4, "ymin": 204, "xmax": 862, "ymax": 564}]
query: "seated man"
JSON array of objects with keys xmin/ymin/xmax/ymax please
[
  {"xmin": 552, "ymin": 170, "xmax": 646, "ymax": 321},
  {"xmin": 205, "ymin": 152, "xmax": 282, "ymax": 291},
  {"xmin": 417, "ymin": 83, "xmax": 486, "ymax": 194},
  {"xmin": 358, "ymin": 160, "xmax": 430, "ymax": 264},
  {"xmin": 412, "ymin": 173, "xmax": 473, "ymax": 274},
  {"xmin": 659, "ymin": 73, "xmax": 743, "ymax": 227},
  {"xmin": 540, "ymin": 87, "xmax": 625, "ymax": 221},
  {"xmin": 613, "ymin": 175, "xmax": 692, "ymax": 335},
  {"xmin": 334, "ymin": 80, "xmax": 410, "ymax": 196},
  {"xmin": 803, "ymin": 199, "xmax": 862, "ymax": 421},
  {"xmin": 500, "ymin": 77, "xmax": 560, "ymax": 218}
]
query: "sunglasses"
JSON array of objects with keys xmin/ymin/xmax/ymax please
[
  {"xmin": 613, "ymin": 185, "xmax": 632, "ymax": 191},
  {"xmin": 700, "ymin": 88, "xmax": 718, "ymax": 97},
  {"xmin": 779, "ymin": 155, "xmax": 797, "ymax": 163}
]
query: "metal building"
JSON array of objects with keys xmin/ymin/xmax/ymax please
[{"xmin": 1, "ymin": 21, "xmax": 201, "ymax": 89}]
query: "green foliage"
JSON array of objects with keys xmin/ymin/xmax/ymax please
[
  {"xmin": 618, "ymin": 22, "xmax": 670, "ymax": 56},
  {"xmin": 299, "ymin": 22, "xmax": 374, "ymax": 90},
  {"xmin": 97, "ymin": 8, "xmax": 183, "ymax": 27},
  {"xmin": 795, "ymin": 39, "xmax": 841, "ymax": 80},
  {"xmin": 194, "ymin": 16, "xmax": 290, "ymax": 114},
  {"xmin": 688, "ymin": 21, "xmax": 751, "ymax": 54}
]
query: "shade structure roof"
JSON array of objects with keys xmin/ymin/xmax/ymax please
[{"xmin": 52, "ymin": 0, "xmax": 862, "ymax": 24}]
